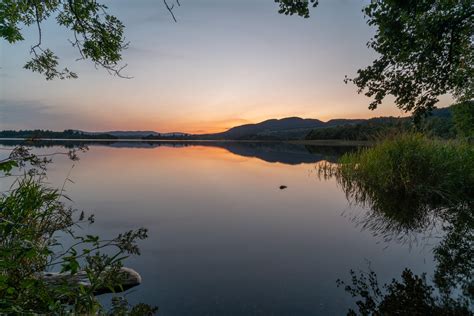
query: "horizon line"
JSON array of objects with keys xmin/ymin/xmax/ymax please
[{"xmin": 0, "ymin": 112, "xmax": 420, "ymax": 135}]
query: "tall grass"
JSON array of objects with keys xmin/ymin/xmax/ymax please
[
  {"xmin": 318, "ymin": 133, "xmax": 474, "ymax": 237},
  {"xmin": 327, "ymin": 134, "xmax": 474, "ymax": 314},
  {"xmin": 0, "ymin": 147, "xmax": 156, "ymax": 315},
  {"xmin": 339, "ymin": 133, "xmax": 473, "ymax": 203}
]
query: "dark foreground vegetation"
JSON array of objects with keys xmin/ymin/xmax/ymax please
[
  {"xmin": 0, "ymin": 148, "xmax": 157, "ymax": 315},
  {"xmin": 319, "ymin": 134, "xmax": 473, "ymax": 315}
]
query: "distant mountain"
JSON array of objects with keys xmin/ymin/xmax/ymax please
[
  {"xmin": 200, "ymin": 117, "xmax": 326, "ymax": 140},
  {"xmin": 157, "ymin": 132, "xmax": 190, "ymax": 137},
  {"xmin": 0, "ymin": 129, "xmax": 181, "ymax": 140},
  {"xmin": 100, "ymin": 131, "xmax": 161, "ymax": 137},
  {"xmin": 1, "ymin": 107, "xmax": 453, "ymax": 141},
  {"xmin": 197, "ymin": 117, "xmax": 367, "ymax": 140},
  {"xmin": 306, "ymin": 107, "xmax": 456, "ymax": 141},
  {"xmin": 198, "ymin": 108, "xmax": 453, "ymax": 140},
  {"xmin": 90, "ymin": 131, "xmax": 190, "ymax": 138},
  {"xmin": 324, "ymin": 119, "xmax": 366, "ymax": 127}
]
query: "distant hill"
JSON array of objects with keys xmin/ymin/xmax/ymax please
[
  {"xmin": 199, "ymin": 107, "xmax": 454, "ymax": 141},
  {"xmin": 80, "ymin": 130, "xmax": 190, "ymax": 138},
  {"xmin": 102, "ymin": 131, "xmax": 160, "ymax": 138},
  {"xmin": 199, "ymin": 117, "xmax": 327, "ymax": 140},
  {"xmin": 0, "ymin": 107, "xmax": 455, "ymax": 141},
  {"xmin": 197, "ymin": 117, "xmax": 370, "ymax": 140},
  {"xmin": 306, "ymin": 107, "xmax": 455, "ymax": 141},
  {"xmin": 0, "ymin": 129, "xmax": 194, "ymax": 140},
  {"xmin": 0, "ymin": 129, "xmax": 118, "ymax": 140}
]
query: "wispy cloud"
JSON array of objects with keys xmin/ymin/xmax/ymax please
[{"xmin": 0, "ymin": 99, "xmax": 93, "ymax": 130}]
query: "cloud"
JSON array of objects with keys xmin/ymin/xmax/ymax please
[
  {"xmin": 125, "ymin": 46, "xmax": 185, "ymax": 60},
  {"xmin": 0, "ymin": 99, "xmax": 90, "ymax": 130}
]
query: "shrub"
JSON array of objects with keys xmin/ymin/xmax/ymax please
[
  {"xmin": 452, "ymin": 101, "xmax": 474, "ymax": 140},
  {"xmin": 0, "ymin": 147, "xmax": 155, "ymax": 314}
]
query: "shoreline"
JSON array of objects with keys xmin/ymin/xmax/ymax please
[{"xmin": 0, "ymin": 138, "xmax": 371, "ymax": 146}]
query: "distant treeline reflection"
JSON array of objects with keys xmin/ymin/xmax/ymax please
[{"xmin": 0, "ymin": 140, "xmax": 359, "ymax": 165}]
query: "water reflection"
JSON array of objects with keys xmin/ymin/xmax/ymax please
[
  {"xmin": 0, "ymin": 139, "xmax": 357, "ymax": 165},
  {"xmin": 319, "ymin": 159, "xmax": 473, "ymax": 313},
  {"xmin": 2, "ymin": 140, "xmax": 467, "ymax": 314},
  {"xmin": 434, "ymin": 204, "xmax": 473, "ymax": 304}
]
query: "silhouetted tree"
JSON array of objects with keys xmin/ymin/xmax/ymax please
[
  {"xmin": 274, "ymin": 0, "xmax": 319, "ymax": 18},
  {"xmin": 348, "ymin": 0, "xmax": 473, "ymax": 120},
  {"xmin": 1, "ymin": 0, "xmax": 130, "ymax": 79},
  {"xmin": 452, "ymin": 101, "xmax": 474, "ymax": 139}
]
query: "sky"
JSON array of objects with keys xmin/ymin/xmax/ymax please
[{"xmin": 0, "ymin": 0, "xmax": 453, "ymax": 133}]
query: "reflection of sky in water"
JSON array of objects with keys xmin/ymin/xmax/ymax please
[{"xmin": 0, "ymin": 144, "xmax": 438, "ymax": 315}]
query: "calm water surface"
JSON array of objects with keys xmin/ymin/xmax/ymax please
[{"xmin": 0, "ymin": 141, "xmax": 438, "ymax": 315}]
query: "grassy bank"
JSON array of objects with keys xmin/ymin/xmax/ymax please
[
  {"xmin": 319, "ymin": 134, "xmax": 474, "ymax": 233},
  {"xmin": 339, "ymin": 134, "xmax": 473, "ymax": 203},
  {"xmin": 327, "ymin": 135, "xmax": 474, "ymax": 315}
]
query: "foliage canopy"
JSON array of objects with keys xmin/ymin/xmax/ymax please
[
  {"xmin": 350, "ymin": 0, "xmax": 473, "ymax": 119},
  {"xmin": 1, "ymin": 0, "xmax": 128, "ymax": 79},
  {"xmin": 452, "ymin": 100, "xmax": 474, "ymax": 139}
]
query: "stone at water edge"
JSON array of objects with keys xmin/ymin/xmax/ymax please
[{"xmin": 41, "ymin": 267, "xmax": 142, "ymax": 295}]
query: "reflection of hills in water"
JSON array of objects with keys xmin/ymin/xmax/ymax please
[{"xmin": 0, "ymin": 140, "xmax": 359, "ymax": 165}]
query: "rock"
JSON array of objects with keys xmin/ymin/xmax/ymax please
[
  {"xmin": 279, "ymin": 185, "xmax": 287, "ymax": 190},
  {"xmin": 41, "ymin": 267, "xmax": 142, "ymax": 295}
]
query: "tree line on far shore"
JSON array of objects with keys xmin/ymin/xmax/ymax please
[{"xmin": 306, "ymin": 102, "xmax": 473, "ymax": 141}]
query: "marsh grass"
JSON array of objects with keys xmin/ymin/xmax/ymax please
[
  {"xmin": 321, "ymin": 133, "xmax": 473, "ymax": 205},
  {"xmin": 344, "ymin": 134, "xmax": 471, "ymax": 200},
  {"xmin": 318, "ymin": 133, "xmax": 474, "ymax": 239},
  {"xmin": 327, "ymin": 134, "xmax": 474, "ymax": 314}
]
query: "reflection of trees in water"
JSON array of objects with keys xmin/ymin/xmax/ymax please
[
  {"xmin": 343, "ymin": 187, "xmax": 452, "ymax": 246},
  {"xmin": 337, "ymin": 264, "xmax": 472, "ymax": 315},
  {"xmin": 345, "ymin": 201, "xmax": 442, "ymax": 246},
  {"xmin": 0, "ymin": 140, "xmax": 359, "ymax": 165},
  {"xmin": 434, "ymin": 204, "xmax": 473, "ymax": 306},
  {"xmin": 304, "ymin": 145, "xmax": 357, "ymax": 159},
  {"xmin": 318, "ymin": 159, "xmax": 473, "ymax": 314},
  {"xmin": 318, "ymin": 161, "xmax": 448, "ymax": 245}
]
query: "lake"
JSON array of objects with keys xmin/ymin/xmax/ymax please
[{"xmin": 0, "ymin": 141, "xmax": 440, "ymax": 315}]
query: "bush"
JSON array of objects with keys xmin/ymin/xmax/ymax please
[
  {"xmin": 0, "ymin": 147, "xmax": 156, "ymax": 315},
  {"xmin": 452, "ymin": 101, "xmax": 474, "ymax": 140}
]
